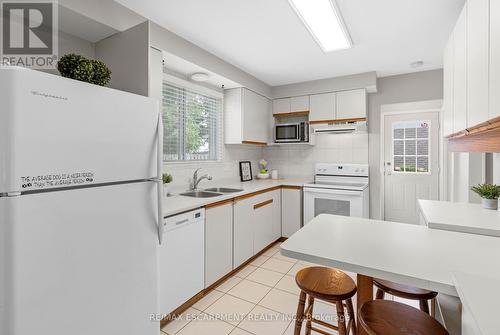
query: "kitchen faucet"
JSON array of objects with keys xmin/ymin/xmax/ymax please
[{"xmin": 191, "ymin": 168, "xmax": 212, "ymax": 190}]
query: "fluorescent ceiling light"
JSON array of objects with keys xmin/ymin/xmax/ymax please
[{"xmin": 288, "ymin": 0, "xmax": 352, "ymax": 52}]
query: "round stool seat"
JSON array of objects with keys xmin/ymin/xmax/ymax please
[
  {"xmin": 374, "ymin": 278, "xmax": 438, "ymax": 300},
  {"xmin": 359, "ymin": 300, "xmax": 449, "ymax": 335},
  {"xmin": 295, "ymin": 266, "xmax": 356, "ymax": 301}
]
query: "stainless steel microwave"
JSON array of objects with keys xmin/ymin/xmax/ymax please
[{"xmin": 275, "ymin": 122, "xmax": 309, "ymax": 143}]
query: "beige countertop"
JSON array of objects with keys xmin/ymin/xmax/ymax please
[{"xmin": 162, "ymin": 178, "xmax": 309, "ymax": 217}]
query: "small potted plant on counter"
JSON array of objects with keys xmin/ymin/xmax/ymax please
[
  {"xmin": 162, "ymin": 173, "xmax": 173, "ymax": 197},
  {"xmin": 471, "ymin": 183, "xmax": 500, "ymax": 210},
  {"xmin": 257, "ymin": 159, "xmax": 270, "ymax": 179}
]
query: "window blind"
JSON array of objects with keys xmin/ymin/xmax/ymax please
[{"xmin": 162, "ymin": 82, "xmax": 221, "ymax": 162}]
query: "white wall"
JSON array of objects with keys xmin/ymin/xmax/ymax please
[
  {"xmin": 95, "ymin": 22, "xmax": 150, "ymax": 96},
  {"xmin": 271, "ymin": 72, "xmax": 377, "ymax": 98},
  {"xmin": 58, "ymin": 30, "xmax": 95, "ymax": 59},
  {"xmin": 368, "ymin": 70, "xmax": 444, "ymax": 219}
]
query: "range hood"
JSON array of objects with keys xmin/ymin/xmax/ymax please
[{"xmin": 312, "ymin": 121, "xmax": 367, "ymax": 134}]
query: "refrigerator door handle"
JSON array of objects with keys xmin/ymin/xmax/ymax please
[{"xmin": 156, "ymin": 111, "xmax": 164, "ymax": 245}]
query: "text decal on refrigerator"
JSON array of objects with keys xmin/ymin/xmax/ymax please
[{"xmin": 20, "ymin": 172, "xmax": 95, "ymax": 189}]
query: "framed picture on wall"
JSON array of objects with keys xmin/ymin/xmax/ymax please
[{"xmin": 239, "ymin": 161, "xmax": 253, "ymax": 182}]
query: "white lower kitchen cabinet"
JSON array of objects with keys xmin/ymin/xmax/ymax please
[
  {"xmin": 233, "ymin": 196, "xmax": 256, "ymax": 268},
  {"xmin": 205, "ymin": 201, "xmax": 234, "ymax": 287},
  {"xmin": 271, "ymin": 190, "xmax": 281, "ymax": 240},
  {"xmin": 281, "ymin": 187, "xmax": 302, "ymax": 237},
  {"xmin": 253, "ymin": 197, "xmax": 275, "ymax": 252},
  {"xmin": 233, "ymin": 189, "xmax": 281, "ymax": 268}
]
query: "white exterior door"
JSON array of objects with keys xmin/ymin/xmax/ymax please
[{"xmin": 383, "ymin": 111, "xmax": 440, "ymax": 224}]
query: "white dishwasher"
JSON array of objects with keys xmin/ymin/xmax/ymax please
[{"xmin": 160, "ymin": 208, "xmax": 205, "ymax": 316}]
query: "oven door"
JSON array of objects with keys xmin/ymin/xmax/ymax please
[
  {"xmin": 303, "ymin": 187, "xmax": 364, "ymax": 224},
  {"xmin": 275, "ymin": 124, "xmax": 299, "ymax": 142}
]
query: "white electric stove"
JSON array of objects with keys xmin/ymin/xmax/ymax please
[{"xmin": 303, "ymin": 163, "xmax": 369, "ymax": 224}]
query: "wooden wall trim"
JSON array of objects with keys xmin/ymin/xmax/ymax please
[
  {"xmin": 234, "ymin": 186, "xmax": 281, "ymax": 202},
  {"xmin": 241, "ymin": 140, "xmax": 267, "ymax": 146},
  {"xmin": 446, "ymin": 116, "xmax": 500, "ymax": 152},
  {"xmin": 448, "ymin": 127, "xmax": 500, "ymax": 152},
  {"xmin": 309, "ymin": 117, "xmax": 366, "ymax": 125},
  {"xmin": 253, "ymin": 199, "xmax": 273, "ymax": 210},
  {"xmin": 205, "ymin": 198, "xmax": 234, "ymax": 209},
  {"xmin": 273, "ymin": 111, "xmax": 310, "ymax": 118},
  {"xmin": 281, "ymin": 185, "xmax": 302, "ymax": 190}
]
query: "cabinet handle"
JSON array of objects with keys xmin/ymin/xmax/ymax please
[{"xmin": 254, "ymin": 199, "xmax": 273, "ymax": 210}]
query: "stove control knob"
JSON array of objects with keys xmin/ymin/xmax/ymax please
[{"xmin": 355, "ymin": 169, "xmax": 359, "ymax": 172}]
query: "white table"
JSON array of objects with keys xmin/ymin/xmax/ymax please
[
  {"xmin": 418, "ymin": 199, "xmax": 500, "ymax": 237},
  {"xmin": 281, "ymin": 214, "xmax": 500, "ymax": 335}
]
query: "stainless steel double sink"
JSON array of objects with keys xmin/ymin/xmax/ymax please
[{"xmin": 180, "ymin": 187, "xmax": 243, "ymax": 198}]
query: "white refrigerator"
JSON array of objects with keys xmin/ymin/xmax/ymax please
[{"xmin": 0, "ymin": 67, "xmax": 163, "ymax": 335}]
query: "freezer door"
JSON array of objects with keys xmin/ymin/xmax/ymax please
[
  {"xmin": 0, "ymin": 67, "xmax": 160, "ymax": 193},
  {"xmin": 0, "ymin": 182, "xmax": 159, "ymax": 335}
]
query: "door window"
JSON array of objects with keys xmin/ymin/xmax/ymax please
[{"xmin": 392, "ymin": 121, "xmax": 430, "ymax": 173}]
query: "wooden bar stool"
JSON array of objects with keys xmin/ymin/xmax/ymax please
[
  {"xmin": 359, "ymin": 300, "xmax": 449, "ymax": 335},
  {"xmin": 373, "ymin": 278, "xmax": 437, "ymax": 315},
  {"xmin": 294, "ymin": 267, "xmax": 357, "ymax": 335}
]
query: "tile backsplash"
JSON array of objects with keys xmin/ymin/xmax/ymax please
[
  {"xmin": 163, "ymin": 146, "xmax": 262, "ymax": 192},
  {"xmin": 262, "ymin": 132, "xmax": 369, "ymax": 179},
  {"xmin": 163, "ymin": 132, "xmax": 368, "ymax": 191}
]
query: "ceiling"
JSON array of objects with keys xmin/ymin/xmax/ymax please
[
  {"xmin": 162, "ymin": 51, "xmax": 241, "ymax": 90},
  {"xmin": 117, "ymin": 0, "xmax": 465, "ymax": 86}
]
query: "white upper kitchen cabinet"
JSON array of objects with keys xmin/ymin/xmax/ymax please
[
  {"xmin": 443, "ymin": 36, "xmax": 455, "ymax": 137},
  {"xmin": 453, "ymin": 5, "xmax": 468, "ymax": 132},
  {"xmin": 336, "ymin": 89, "xmax": 367, "ymax": 120},
  {"xmin": 273, "ymin": 98, "xmax": 291, "ymax": 114},
  {"xmin": 290, "ymin": 96, "xmax": 310, "ymax": 112},
  {"xmin": 281, "ymin": 188, "xmax": 302, "ymax": 238},
  {"xmin": 490, "ymin": 0, "xmax": 500, "ymax": 119},
  {"xmin": 205, "ymin": 202, "xmax": 233, "ymax": 288},
  {"xmin": 225, "ymin": 87, "xmax": 270, "ymax": 144},
  {"xmin": 467, "ymin": 0, "xmax": 490, "ymax": 127},
  {"xmin": 309, "ymin": 92, "xmax": 336, "ymax": 122}
]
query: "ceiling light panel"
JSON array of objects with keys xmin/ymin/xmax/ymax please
[{"xmin": 288, "ymin": 0, "xmax": 352, "ymax": 52}]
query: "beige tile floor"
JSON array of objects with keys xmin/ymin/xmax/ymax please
[{"xmin": 161, "ymin": 242, "xmax": 419, "ymax": 335}]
